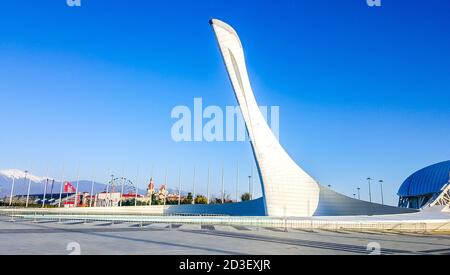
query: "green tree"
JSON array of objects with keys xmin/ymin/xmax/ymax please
[
  {"xmin": 241, "ymin": 192, "xmax": 251, "ymax": 202},
  {"xmin": 182, "ymin": 192, "xmax": 193, "ymax": 204},
  {"xmin": 122, "ymin": 199, "xmax": 148, "ymax": 207},
  {"xmin": 212, "ymin": 197, "xmax": 222, "ymax": 204},
  {"xmin": 194, "ymin": 195, "xmax": 208, "ymax": 204},
  {"xmin": 152, "ymin": 194, "xmax": 162, "ymax": 205}
]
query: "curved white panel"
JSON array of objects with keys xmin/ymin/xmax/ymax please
[{"xmin": 210, "ymin": 19, "xmax": 321, "ymax": 217}]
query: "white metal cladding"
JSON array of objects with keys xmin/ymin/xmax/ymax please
[{"xmin": 210, "ymin": 19, "xmax": 321, "ymax": 217}]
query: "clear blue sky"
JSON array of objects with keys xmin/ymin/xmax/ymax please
[{"xmin": 0, "ymin": 0, "xmax": 449, "ymax": 205}]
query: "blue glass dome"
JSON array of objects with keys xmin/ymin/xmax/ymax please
[{"xmin": 398, "ymin": 161, "xmax": 450, "ymax": 197}]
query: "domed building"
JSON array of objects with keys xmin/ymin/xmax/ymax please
[{"xmin": 398, "ymin": 160, "xmax": 450, "ymax": 209}]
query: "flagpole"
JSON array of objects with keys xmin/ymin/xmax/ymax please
[
  {"xmin": 135, "ymin": 166, "xmax": 140, "ymax": 207},
  {"xmin": 50, "ymin": 179, "xmax": 54, "ymax": 205},
  {"xmin": 90, "ymin": 166, "xmax": 95, "ymax": 207},
  {"xmin": 120, "ymin": 168, "xmax": 125, "ymax": 207},
  {"xmin": 58, "ymin": 166, "xmax": 65, "ymax": 208},
  {"xmin": 105, "ymin": 168, "xmax": 111, "ymax": 207},
  {"xmin": 9, "ymin": 170, "xmax": 16, "ymax": 207},
  {"xmin": 25, "ymin": 165, "xmax": 33, "ymax": 208},
  {"xmin": 64, "ymin": 171, "xmax": 71, "ymax": 208},
  {"xmin": 74, "ymin": 165, "xmax": 80, "ymax": 207},
  {"xmin": 149, "ymin": 165, "xmax": 154, "ymax": 206},
  {"xmin": 43, "ymin": 178, "xmax": 48, "ymax": 208},
  {"xmin": 106, "ymin": 173, "xmax": 112, "ymax": 207},
  {"xmin": 151, "ymin": 165, "xmax": 155, "ymax": 205},
  {"xmin": 42, "ymin": 179, "xmax": 48, "ymax": 208},
  {"xmin": 42, "ymin": 164, "xmax": 49, "ymax": 208}
]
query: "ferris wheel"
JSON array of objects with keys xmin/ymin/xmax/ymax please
[{"xmin": 106, "ymin": 176, "xmax": 136, "ymax": 194}]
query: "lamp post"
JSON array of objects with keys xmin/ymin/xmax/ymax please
[
  {"xmin": 236, "ymin": 163, "xmax": 240, "ymax": 203},
  {"xmin": 192, "ymin": 166, "xmax": 196, "ymax": 205},
  {"xmin": 221, "ymin": 167, "xmax": 225, "ymax": 204},
  {"xmin": 164, "ymin": 169, "xmax": 168, "ymax": 206},
  {"xmin": 353, "ymin": 194, "xmax": 356, "ymax": 199},
  {"xmin": 379, "ymin": 180, "xmax": 384, "ymax": 205},
  {"xmin": 178, "ymin": 168, "xmax": 182, "ymax": 206},
  {"xmin": 367, "ymin": 177, "xmax": 372, "ymax": 203},
  {"xmin": 207, "ymin": 165, "xmax": 210, "ymax": 204},
  {"xmin": 251, "ymin": 164, "xmax": 254, "ymax": 201},
  {"xmin": 357, "ymin": 187, "xmax": 361, "ymax": 200}
]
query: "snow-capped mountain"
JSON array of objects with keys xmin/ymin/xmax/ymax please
[
  {"xmin": 0, "ymin": 169, "xmax": 149, "ymax": 198},
  {"xmin": 0, "ymin": 169, "xmax": 53, "ymax": 182},
  {"xmin": 0, "ymin": 169, "xmax": 106, "ymax": 197}
]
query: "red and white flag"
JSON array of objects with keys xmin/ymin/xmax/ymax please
[{"xmin": 64, "ymin": 181, "xmax": 76, "ymax": 193}]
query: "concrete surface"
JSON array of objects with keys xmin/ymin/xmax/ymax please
[{"xmin": 0, "ymin": 216, "xmax": 449, "ymax": 255}]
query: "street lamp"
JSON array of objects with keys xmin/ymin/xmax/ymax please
[
  {"xmin": 207, "ymin": 165, "xmax": 210, "ymax": 204},
  {"xmin": 221, "ymin": 167, "xmax": 225, "ymax": 204},
  {"xmin": 192, "ymin": 166, "xmax": 196, "ymax": 205},
  {"xmin": 379, "ymin": 180, "xmax": 384, "ymax": 205},
  {"xmin": 353, "ymin": 194, "xmax": 356, "ymax": 199},
  {"xmin": 367, "ymin": 177, "xmax": 372, "ymax": 203},
  {"xmin": 164, "ymin": 170, "xmax": 168, "ymax": 206},
  {"xmin": 178, "ymin": 168, "xmax": 182, "ymax": 206},
  {"xmin": 357, "ymin": 187, "xmax": 361, "ymax": 200},
  {"xmin": 236, "ymin": 163, "xmax": 240, "ymax": 203}
]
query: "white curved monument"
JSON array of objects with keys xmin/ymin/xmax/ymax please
[
  {"xmin": 210, "ymin": 19, "xmax": 414, "ymax": 217},
  {"xmin": 210, "ymin": 19, "xmax": 320, "ymax": 217}
]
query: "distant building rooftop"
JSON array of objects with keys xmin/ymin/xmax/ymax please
[{"xmin": 398, "ymin": 160, "xmax": 450, "ymax": 197}]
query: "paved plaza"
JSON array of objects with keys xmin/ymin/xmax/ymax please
[{"xmin": 0, "ymin": 216, "xmax": 449, "ymax": 255}]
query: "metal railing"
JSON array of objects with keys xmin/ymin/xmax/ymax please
[{"xmin": 1, "ymin": 208, "xmax": 449, "ymax": 233}]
